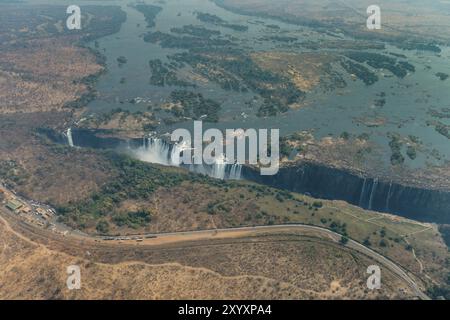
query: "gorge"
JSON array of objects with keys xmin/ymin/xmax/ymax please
[{"xmin": 58, "ymin": 128, "xmax": 450, "ymax": 224}]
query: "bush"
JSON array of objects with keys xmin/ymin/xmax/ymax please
[
  {"xmin": 96, "ymin": 220, "xmax": 110, "ymax": 234},
  {"xmin": 379, "ymin": 239, "xmax": 388, "ymax": 247},
  {"xmin": 113, "ymin": 210, "xmax": 152, "ymax": 229},
  {"xmin": 312, "ymin": 201, "xmax": 323, "ymax": 208},
  {"xmin": 340, "ymin": 236, "xmax": 349, "ymax": 245},
  {"xmin": 117, "ymin": 56, "xmax": 127, "ymax": 64}
]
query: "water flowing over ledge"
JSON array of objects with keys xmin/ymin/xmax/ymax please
[
  {"xmin": 134, "ymin": 137, "xmax": 243, "ymax": 180},
  {"xmin": 50, "ymin": 128, "xmax": 450, "ymax": 224},
  {"xmin": 63, "ymin": 128, "xmax": 243, "ymax": 181},
  {"xmin": 241, "ymin": 164, "xmax": 450, "ymax": 224}
]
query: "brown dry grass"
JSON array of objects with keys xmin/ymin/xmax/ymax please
[
  {"xmin": 0, "ymin": 38, "xmax": 101, "ymax": 115},
  {"xmin": 0, "ymin": 112, "xmax": 115, "ymax": 205},
  {"xmin": 251, "ymin": 52, "xmax": 337, "ymax": 92},
  {"xmin": 218, "ymin": 0, "xmax": 450, "ymax": 43},
  {"xmin": 0, "ymin": 212, "xmax": 415, "ymax": 299}
]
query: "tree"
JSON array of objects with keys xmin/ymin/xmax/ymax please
[
  {"xmin": 312, "ymin": 201, "xmax": 323, "ymax": 209},
  {"xmin": 96, "ymin": 220, "xmax": 110, "ymax": 234},
  {"xmin": 340, "ymin": 236, "xmax": 349, "ymax": 245}
]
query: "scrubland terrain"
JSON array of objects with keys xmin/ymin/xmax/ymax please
[
  {"xmin": 0, "ymin": 1, "xmax": 449, "ymax": 300},
  {"xmin": 0, "ymin": 210, "xmax": 420, "ymax": 299},
  {"xmin": 215, "ymin": 0, "xmax": 450, "ymax": 45}
]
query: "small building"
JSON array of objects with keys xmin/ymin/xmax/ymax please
[
  {"xmin": 20, "ymin": 206, "xmax": 32, "ymax": 214},
  {"xmin": 36, "ymin": 208, "xmax": 50, "ymax": 219},
  {"xmin": 6, "ymin": 199, "xmax": 23, "ymax": 212}
]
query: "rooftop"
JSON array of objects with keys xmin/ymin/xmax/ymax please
[{"xmin": 6, "ymin": 199, "xmax": 23, "ymax": 211}]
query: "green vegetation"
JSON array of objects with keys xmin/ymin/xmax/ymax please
[
  {"xmin": 427, "ymin": 283, "xmax": 450, "ymax": 300},
  {"xmin": 374, "ymin": 98, "xmax": 386, "ymax": 107},
  {"xmin": 406, "ymin": 146, "xmax": 417, "ymax": 160},
  {"xmin": 0, "ymin": 160, "xmax": 29, "ymax": 187},
  {"xmin": 206, "ymin": 201, "xmax": 231, "ymax": 215},
  {"xmin": 171, "ymin": 25, "xmax": 221, "ymax": 37},
  {"xmin": 340, "ymin": 132, "xmax": 350, "ymax": 140},
  {"xmin": 260, "ymin": 35, "xmax": 297, "ymax": 43},
  {"xmin": 312, "ymin": 201, "xmax": 323, "ymax": 209},
  {"xmin": 195, "ymin": 12, "xmax": 248, "ymax": 31},
  {"xmin": 149, "ymin": 59, "xmax": 194, "ymax": 87},
  {"xmin": 170, "ymin": 48, "xmax": 304, "ymax": 117},
  {"xmin": 408, "ymin": 135, "xmax": 421, "ymax": 144},
  {"xmin": 78, "ymin": 108, "xmax": 157, "ymax": 132},
  {"xmin": 388, "ymin": 133, "xmax": 405, "ymax": 166},
  {"xmin": 64, "ymin": 48, "xmax": 108, "ymax": 109},
  {"xmin": 117, "ymin": 56, "xmax": 127, "ymax": 65},
  {"xmin": 427, "ymin": 120, "xmax": 450, "ymax": 140},
  {"xmin": 340, "ymin": 236, "xmax": 349, "ymax": 245},
  {"xmin": 113, "ymin": 210, "xmax": 152, "ymax": 229},
  {"xmin": 279, "ymin": 139, "xmax": 294, "ymax": 158},
  {"xmin": 428, "ymin": 108, "xmax": 450, "ymax": 119},
  {"xmin": 345, "ymin": 52, "xmax": 415, "ymax": 79},
  {"xmin": 438, "ymin": 225, "xmax": 450, "ymax": 249},
  {"xmin": 81, "ymin": 6, "xmax": 127, "ymax": 43},
  {"xmin": 397, "ymin": 42, "xmax": 441, "ymax": 53},
  {"xmin": 65, "ymin": 91, "xmax": 97, "ymax": 109},
  {"xmin": 55, "ymin": 153, "xmax": 191, "ymax": 231},
  {"xmin": 143, "ymin": 31, "xmax": 233, "ymax": 49},
  {"xmin": 329, "ymin": 220, "xmax": 348, "ymax": 237},
  {"xmin": 143, "ymin": 19, "xmax": 303, "ymax": 117},
  {"xmin": 169, "ymin": 90, "xmax": 221, "ymax": 122},
  {"xmin": 436, "ymin": 72, "xmax": 449, "ymax": 81},
  {"xmin": 132, "ymin": 4, "xmax": 162, "ymax": 28},
  {"xmin": 96, "ymin": 220, "xmax": 110, "ymax": 234},
  {"xmin": 340, "ymin": 60, "xmax": 378, "ymax": 85},
  {"xmin": 379, "ymin": 239, "xmax": 388, "ymax": 247}
]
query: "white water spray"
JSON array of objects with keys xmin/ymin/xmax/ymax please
[
  {"xmin": 67, "ymin": 128, "xmax": 74, "ymax": 147},
  {"xmin": 359, "ymin": 178, "xmax": 367, "ymax": 207},
  {"xmin": 134, "ymin": 138, "xmax": 171, "ymax": 165},
  {"xmin": 368, "ymin": 178, "xmax": 378, "ymax": 210},
  {"xmin": 211, "ymin": 154, "xmax": 228, "ymax": 180},
  {"xmin": 170, "ymin": 141, "xmax": 193, "ymax": 166},
  {"xmin": 228, "ymin": 163, "xmax": 243, "ymax": 180},
  {"xmin": 386, "ymin": 181, "xmax": 393, "ymax": 211},
  {"xmin": 130, "ymin": 137, "xmax": 241, "ymax": 180}
]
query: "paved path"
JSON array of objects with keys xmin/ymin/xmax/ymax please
[{"xmin": 0, "ymin": 200, "xmax": 429, "ymax": 300}]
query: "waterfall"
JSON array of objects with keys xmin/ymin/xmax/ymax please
[
  {"xmin": 170, "ymin": 141, "xmax": 192, "ymax": 167},
  {"xmin": 386, "ymin": 181, "xmax": 393, "ymax": 212},
  {"xmin": 359, "ymin": 178, "xmax": 367, "ymax": 207},
  {"xmin": 368, "ymin": 178, "xmax": 378, "ymax": 210},
  {"xmin": 170, "ymin": 144, "xmax": 182, "ymax": 166},
  {"xmin": 130, "ymin": 137, "xmax": 241, "ymax": 180},
  {"xmin": 67, "ymin": 128, "xmax": 74, "ymax": 147},
  {"xmin": 228, "ymin": 164, "xmax": 242, "ymax": 180},
  {"xmin": 134, "ymin": 138, "xmax": 171, "ymax": 165},
  {"xmin": 211, "ymin": 154, "xmax": 227, "ymax": 180}
]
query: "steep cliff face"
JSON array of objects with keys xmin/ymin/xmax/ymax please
[
  {"xmin": 62, "ymin": 129, "xmax": 243, "ymax": 179},
  {"xmin": 65, "ymin": 129, "xmax": 140, "ymax": 149},
  {"xmin": 46, "ymin": 128, "xmax": 450, "ymax": 223},
  {"xmin": 242, "ymin": 163, "xmax": 450, "ymax": 224}
]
